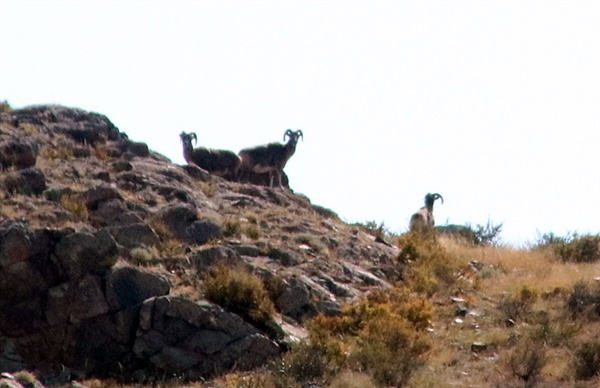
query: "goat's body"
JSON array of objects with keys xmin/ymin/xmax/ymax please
[
  {"xmin": 238, "ymin": 130, "xmax": 302, "ymax": 188},
  {"xmin": 409, "ymin": 207, "xmax": 435, "ymax": 231},
  {"xmin": 180, "ymin": 132, "xmax": 241, "ymax": 180},
  {"xmin": 409, "ymin": 193, "xmax": 443, "ymax": 232}
]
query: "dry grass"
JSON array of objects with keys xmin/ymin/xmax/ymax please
[{"xmin": 403, "ymin": 235, "xmax": 600, "ymax": 387}]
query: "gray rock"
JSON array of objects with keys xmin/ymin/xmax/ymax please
[
  {"xmin": 231, "ymin": 244, "xmax": 263, "ymax": 257},
  {"xmin": 0, "ymin": 140, "xmax": 37, "ymax": 170},
  {"xmin": 112, "ymin": 160, "xmax": 133, "ymax": 172},
  {"xmin": 186, "ymin": 219, "xmax": 222, "ymax": 245},
  {"xmin": 92, "ymin": 199, "xmax": 144, "ymax": 227},
  {"xmin": 119, "ymin": 139, "xmax": 149, "ymax": 158},
  {"xmin": 53, "ymin": 229, "xmax": 118, "ymax": 280},
  {"xmin": 268, "ymin": 248, "xmax": 302, "ymax": 266},
  {"xmin": 157, "ymin": 204, "xmax": 198, "ymax": 239},
  {"xmin": 108, "ymin": 223, "xmax": 160, "ymax": 249},
  {"xmin": 105, "ymin": 266, "xmax": 170, "ymax": 310},
  {"xmin": 82, "ymin": 185, "xmax": 123, "ymax": 210},
  {"xmin": 190, "ymin": 245, "xmax": 242, "ymax": 273},
  {"xmin": 45, "ymin": 274, "xmax": 109, "ymax": 325},
  {"xmin": 182, "ymin": 164, "xmax": 212, "ymax": 181},
  {"xmin": 2, "ymin": 168, "xmax": 46, "ymax": 195},
  {"xmin": 276, "ymin": 277, "xmax": 314, "ymax": 321},
  {"xmin": 134, "ymin": 296, "xmax": 280, "ymax": 377}
]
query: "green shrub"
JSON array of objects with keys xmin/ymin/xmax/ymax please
[
  {"xmin": 567, "ymin": 281, "xmax": 600, "ymax": 319},
  {"xmin": 349, "ymin": 314, "xmax": 430, "ymax": 386},
  {"xmin": 573, "ymin": 340, "xmax": 600, "ymax": 380},
  {"xmin": 529, "ymin": 313, "xmax": 580, "ymax": 347},
  {"xmin": 304, "ymin": 286, "xmax": 431, "ymax": 386},
  {"xmin": 271, "ymin": 334, "xmax": 344, "ymax": 387},
  {"xmin": 508, "ymin": 339, "xmax": 546, "ymax": 385},
  {"xmin": 397, "ymin": 232, "xmax": 456, "ymax": 295},
  {"xmin": 244, "ymin": 224, "xmax": 261, "ymax": 240},
  {"xmin": 222, "ymin": 220, "xmax": 242, "ymax": 238},
  {"xmin": 498, "ymin": 285, "xmax": 538, "ymax": 322},
  {"xmin": 556, "ymin": 234, "xmax": 600, "ymax": 263},
  {"xmin": 468, "ymin": 219, "xmax": 503, "ymax": 246},
  {"xmin": 534, "ymin": 232, "xmax": 600, "ymax": 263},
  {"xmin": 355, "ymin": 220, "xmax": 390, "ymax": 239},
  {"xmin": 203, "ymin": 265, "xmax": 275, "ymax": 327}
]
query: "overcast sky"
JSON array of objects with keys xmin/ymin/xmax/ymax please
[{"xmin": 1, "ymin": 0, "xmax": 599, "ymax": 245}]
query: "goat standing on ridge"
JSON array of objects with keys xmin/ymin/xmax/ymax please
[
  {"xmin": 179, "ymin": 131, "xmax": 241, "ymax": 181},
  {"xmin": 238, "ymin": 129, "xmax": 303, "ymax": 189},
  {"xmin": 409, "ymin": 193, "xmax": 444, "ymax": 232}
]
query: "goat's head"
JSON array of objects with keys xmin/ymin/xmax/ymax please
[
  {"xmin": 283, "ymin": 129, "xmax": 303, "ymax": 144},
  {"xmin": 424, "ymin": 193, "xmax": 444, "ymax": 207},
  {"xmin": 179, "ymin": 131, "xmax": 197, "ymax": 147}
]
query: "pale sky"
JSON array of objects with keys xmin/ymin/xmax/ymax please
[{"xmin": 1, "ymin": 0, "xmax": 599, "ymax": 245}]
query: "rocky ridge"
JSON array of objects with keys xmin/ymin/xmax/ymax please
[{"xmin": 0, "ymin": 106, "xmax": 399, "ymax": 383}]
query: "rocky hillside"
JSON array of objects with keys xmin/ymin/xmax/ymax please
[{"xmin": 0, "ymin": 105, "xmax": 399, "ymax": 383}]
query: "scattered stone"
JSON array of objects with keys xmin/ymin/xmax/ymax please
[
  {"xmin": 471, "ymin": 342, "xmax": 488, "ymax": 353},
  {"xmin": 455, "ymin": 305, "xmax": 468, "ymax": 317}
]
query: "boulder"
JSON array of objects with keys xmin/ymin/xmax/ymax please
[
  {"xmin": 0, "ymin": 140, "xmax": 37, "ymax": 170},
  {"xmin": 45, "ymin": 274, "xmax": 109, "ymax": 325},
  {"xmin": 82, "ymin": 185, "xmax": 123, "ymax": 210},
  {"xmin": 190, "ymin": 246, "xmax": 242, "ymax": 273},
  {"xmin": 186, "ymin": 219, "xmax": 222, "ymax": 245},
  {"xmin": 2, "ymin": 168, "xmax": 46, "ymax": 195},
  {"xmin": 91, "ymin": 199, "xmax": 144, "ymax": 227},
  {"xmin": 156, "ymin": 204, "xmax": 197, "ymax": 238},
  {"xmin": 108, "ymin": 223, "xmax": 160, "ymax": 249},
  {"xmin": 105, "ymin": 266, "xmax": 170, "ymax": 310},
  {"xmin": 133, "ymin": 296, "xmax": 280, "ymax": 377},
  {"xmin": 52, "ymin": 229, "xmax": 118, "ymax": 280},
  {"xmin": 119, "ymin": 139, "xmax": 150, "ymax": 158}
]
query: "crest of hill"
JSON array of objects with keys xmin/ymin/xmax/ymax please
[{"xmin": 0, "ymin": 105, "xmax": 400, "ymax": 382}]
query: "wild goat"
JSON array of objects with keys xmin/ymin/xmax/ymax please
[
  {"xmin": 238, "ymin": 129, "xmax": 303, "ymax": 189},
  {"xmin": 179, "ymin": 131, "xmax": 241, "ymax": 180},
  {"xmin": 409, "ymin": 193, "xmax": 444, "ymax": 232}
]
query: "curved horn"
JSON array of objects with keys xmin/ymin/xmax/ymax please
[
  {"xmin": 190, "ymin": 132, "xmax": 198, "ymax": 145},
  {"xmin": 296, "ymin": 129, "xmax": 303, "ymax": 141},
  {"xmin": 433, "ymin": 193, "xmax": 444, "ymax": 204}
]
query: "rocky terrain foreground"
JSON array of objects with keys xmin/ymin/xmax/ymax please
[{"xmin": 0, "ymin": 105, "xmax": 400, "ymax": 384}]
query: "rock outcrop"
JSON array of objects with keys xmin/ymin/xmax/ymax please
[{"xmin": 0, "ymin": 105, "xmax": 400, "ymax": 383}]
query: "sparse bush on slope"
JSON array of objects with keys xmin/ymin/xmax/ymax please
[
  {"xmin": 203, "ymin": 264, "xmax": 275, "ymax": 328},
  {"xmin": 397, "ymin": 231, "xmax": 457, "ymax": 295},
  {"xmin": 535, "ymin": 232, "xmax": 600, "ymax": 263},
  {"xmin": 573, "ymin": 340, "xmax": 600, "ymax": 380}
]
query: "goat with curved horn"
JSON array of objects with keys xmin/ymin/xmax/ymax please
[
  {"xmin": 179, "ymin": 131, "xmax": 242, "ymax": 181},
  {"xmin": 238, "ymin": 129, "xmax": 303, "ymax": 189},
  {"xmin": 409, "ymin": 192, "xmax": 444, "ymax": 232}
]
